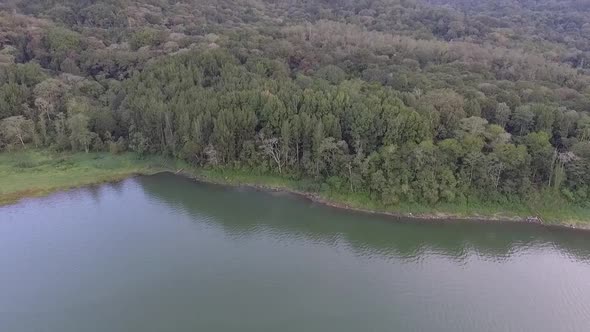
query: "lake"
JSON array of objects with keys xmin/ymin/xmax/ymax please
[{"xmin": 1, "ymin": 172, "xmax": 590, "ymax": 331}]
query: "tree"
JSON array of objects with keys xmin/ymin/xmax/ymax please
[
  {"xmin": 212, "ymin": 109, "xmax": 236, "ymax": 163},
  {"xmin": 556, "ymin": 109, "xmax": 579, "ymax": 139},
  {"xmin": 532, "ymin": 104, "xmax": 556, "ymax": 134},
  {"xmin": 129, "ymin": 130, "xmax": 150, "ymax": 156},
  {"xmin": 485, "ymin": 124, "xmax": 511, "ymax": 150},
  {"xmin": 280, "ymin": 120, "xmax": 292, "ymax": 169},
  {"xmin": 0, "ymin": 116, "xmax": 34, "ymax": 149},
  {"xmin": 495, "ymin": 102, "xmax": 511, "ymax": 128},
  {"xmin": 33, "ymin": 79, "xmax": 66, "ymax": 122},
  {"xmin": 129, "ymin": 28, "xmax": 165, "ymax": 50},
  {"xmin": 0, "ymin": 83, "xmax": 28, "ymax": 119},
  {"xmin": 419, "ymin": 89, "xmax": 466, "ymax": 139},
  {"xmin": 523, "ymin": 131, "xmax": 553, "ymax": 184},
  {"xmin": 68, "ymin": 113, "xmax": 94, "ymax": 152},
  {"xmin": 464, "ymin": 98, "xmax": 481, "ymax": 117},
  {"xmin": 315, "ymin": 65, "xmax": 346, "ymax": 85},
  {"xmin": 260, "ymin": 135, "xmax": 285, "ymax": 174},
  {"xmin": 42, "ymin": 27, "xmax": 82, "ymax": 70},
  {"xmin": 457, "ymin": 116, "xmax": 488, "ymax": 138},
  {"xmin": 577, "ymin": 115, "xmax": 590, "ymax": 141},
  {"xmin": 492, "ymin": 143, "xmax": 531, "ymax": 196},
  {"xmin": 53, "ymin": 112, "xmax": 69, "ymax": 150},
  {"xmin": 510, "ymin": 105, "xmax": 535, "ymax": 136},
  {"xmin": 80, "ymin": 3, "xmax": 128, "ymax": 28},
  {"xmin": 312, "ymin": 120, "xmax": 324, "ymax": 175}
]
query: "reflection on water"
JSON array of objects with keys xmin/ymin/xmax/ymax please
[
  {"xmin": 139, "ymin": 172, "xmax": 590, "ymax": 263},
  {"xmin": 1, "ymin": 172, "xmax": 589, "ymax": 332}
]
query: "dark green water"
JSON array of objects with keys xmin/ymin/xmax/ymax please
[{"xmin": 1, "ymin": 173, "xmax": 590, "ymax": 332}]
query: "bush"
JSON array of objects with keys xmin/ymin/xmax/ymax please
[
  {"xmin": 129, "ymin": 28, "xmax": 166, "ymax": 50},
  {"xmin": 13, "ymin": 155, "xmax": 37, "ymax": 168},
  {"xmin": 109, "ymin": 137, "xmax": 127, "ymax": 154}
]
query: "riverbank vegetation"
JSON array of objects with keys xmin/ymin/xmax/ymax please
[
  {"xmin": 196, "ymin": 167, "xmax": 590, "ymax": 226},
  {"xmin": 0, "ymin": 150, "xmax": 170, "ymax": 205},
  {"xmin": 1, "ymin": 0, "xmax": 589, "ymax": 224},
  {"xmin": 1, "ymin": 150, "xmax": 589, "ymax": 227}
]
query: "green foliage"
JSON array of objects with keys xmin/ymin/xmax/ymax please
[
  {"xmin": 80, "ymin": 3, "xmax": 128, "ymax": 28},
  {"xmin": 0, "ymin": 150, "xmax": 171, "ymax": 205},
  {"xmin": 129, "ymin": 28, "xmax": 165, "ymax": 50},
  {"xmin": 68, "ymin": 113, "xmax": 94, "ymax": 152},
  {"xmin": 42, "ymin": 27, "xmax": 82, "ymax": 70},
  {"xmin": 315, "ymin": 65, "xmax": 346, "ymax": 85},
  {"xmin": 1, "ymin": 0, "xmax": 590, "ymax": 222},
  {"xmin": 0, "ymin": 115, "xmax": 35, "ymax": 149}
]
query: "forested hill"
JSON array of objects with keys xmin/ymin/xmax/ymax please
[{"xmin": 1, "ymin": 0, "xmax": 589, "ymax": 211}]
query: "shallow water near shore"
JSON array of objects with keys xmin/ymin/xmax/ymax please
[{"xmin": 1, "ymin": 172, "xmax": 590, "ymax": 332}]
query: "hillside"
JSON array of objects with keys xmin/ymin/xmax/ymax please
[{"xmin": 1, "ymin": 0, "xmax": 589, "ymax": 220}]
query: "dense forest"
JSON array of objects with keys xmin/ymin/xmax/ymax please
[{"xmin": 1, "ymin": 0, "xmax": 589, "ymax": 209}]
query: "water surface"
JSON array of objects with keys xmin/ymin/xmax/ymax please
[{"xmin": 1, "ymin": 173, "xmax": 590, "ymax": 331}]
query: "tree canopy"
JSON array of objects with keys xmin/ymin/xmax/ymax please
[{"xmin": 0, "ymin": 0, "xmax": 589, "ymax": 206}]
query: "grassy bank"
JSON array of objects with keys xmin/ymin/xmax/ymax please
[
  {"xmin": 1, "ymin": 150, "xmax": 589, "ymax": 228},
  {"xmin": 193, "ymin": 168, "xmax": 590, "ymax": 228},
  {"xmin": 0, "ymin": 150, "xmax": 176, "ymax": 205}
]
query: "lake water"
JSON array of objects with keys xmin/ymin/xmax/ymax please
[{"xmin": 1, "ymin": 172, "xmax": 590, "ymax": 331}]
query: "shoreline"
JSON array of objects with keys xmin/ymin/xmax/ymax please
[
  {"xmin": 1, "ymin": 150, "xmax": 588, "ymax": 230},
  {"xmin": 0, "ymin": 171, "xmax": 156, "ymax": 206},
  {"xmin": 2, "ymin": 168, "xmax": 589, "ymax": 231},
  {"xmin": 170, "ymin": 170, "xmax": 590, "ymax": 231},
  {"xmin": 0, "ymin": 151, "xmax": 168, "ymax": 207}
]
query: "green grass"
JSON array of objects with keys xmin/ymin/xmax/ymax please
[
  {"xmin": 195, "ymin": 167, "xmax": 302, "ymax": 189},
  {"xmin": 321, "ymin": 191, "xmax": 529, "ymax": 218},
  {"xmin": 2, "ymin": 150, "xmax": 589, "ymax": 227},
  {"xmin": 524, "ymin": 191, "xmax": 590, "ymax": 227},
  {"xmin": 0, "ymin": 150, "xmax": 177, "ymax": 205}
]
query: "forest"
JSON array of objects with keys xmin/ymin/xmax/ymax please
[{"xmin": 1, "ymin": 0, "xmax": 589, "ymax": 213}]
